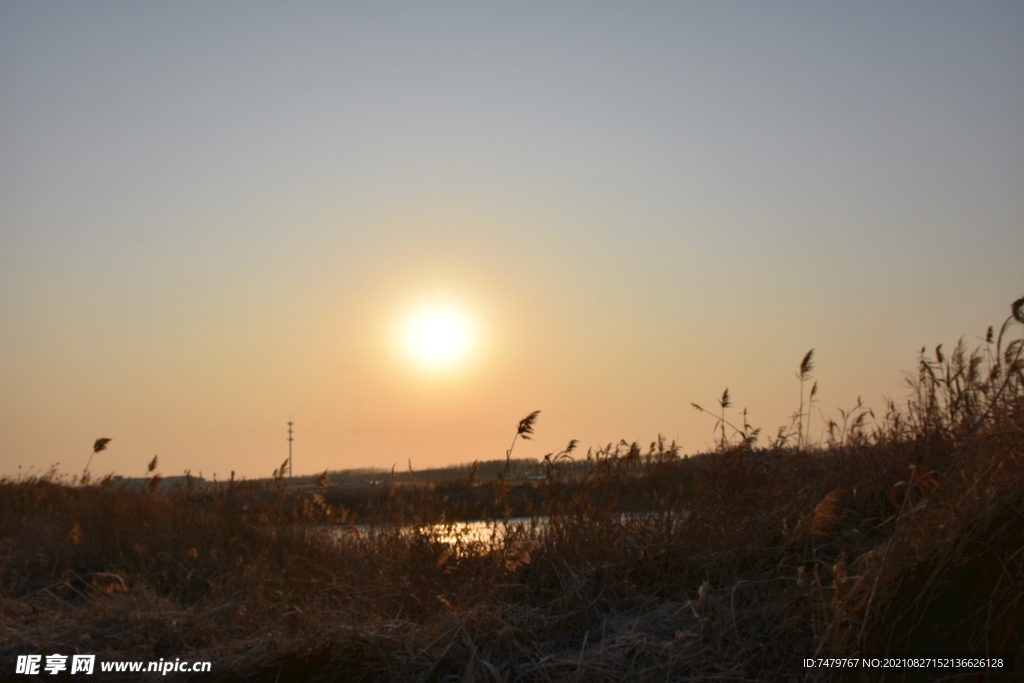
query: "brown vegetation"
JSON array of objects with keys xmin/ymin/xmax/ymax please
[{"xmin": 1, "ymin": 299, "xmax": 1022, "ymax": 681}]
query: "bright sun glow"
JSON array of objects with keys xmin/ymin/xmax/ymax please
[{"xmin": 401, "ymin": 304, "xmax": 474, "ymax": 368}]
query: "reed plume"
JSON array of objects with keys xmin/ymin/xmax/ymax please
[
  {"xmin": 796, "ymin": 349, "xmax": 815, "ymax": 447},
  {"xmin": 502, "ymin": 410, "xmax": 540, "ymax": 481},
  {"xmin": 82, "ymin": 437, "xmax": 112, "ymax": 482}
]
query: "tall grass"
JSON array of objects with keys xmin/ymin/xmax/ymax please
[{"xmin": 1, "ymin": 298, "xmax": 1022, "ymax": 681}]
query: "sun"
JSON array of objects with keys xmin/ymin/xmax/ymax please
[{"xmin": 401, "ymin": 304, "xmax": 475, "ymax": 369}]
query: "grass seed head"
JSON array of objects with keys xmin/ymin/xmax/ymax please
[
  {"xmin": 517, "ymin": 410, "xmax": 541, "ymax": 439},
  {"xmin": 799, "ymin": 349, "xmax": 815, "ymax": 379}
]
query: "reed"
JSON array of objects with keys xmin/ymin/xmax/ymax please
[{"xmin": 2, "ymin": 298, "xmax": 1022, "ymax": 681}]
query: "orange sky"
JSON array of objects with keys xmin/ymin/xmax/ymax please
[{"xmin": 2, "ymin": 3, "xmax": 1023, "ymax": 480}]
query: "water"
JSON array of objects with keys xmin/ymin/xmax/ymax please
[
  {"xmin": 330, "ymin": 516, "xmax": 542, "ymax": 547},
  {"xmin": 327, "ymin": 510, "xmax": 689, "ymax": 548}
]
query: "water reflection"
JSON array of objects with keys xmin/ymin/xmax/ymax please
[
  {"xmin": 328, "ymin": 511, "xmax": 688, "ymax": 549},
  {"xmin": 332, "ymin": 516, "xmax": 541, "ymax": 548}
]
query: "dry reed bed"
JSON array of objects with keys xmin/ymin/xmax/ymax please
[{"xmin": 2, "ymin": 301, "xmax": 1022, "ymax": 682}]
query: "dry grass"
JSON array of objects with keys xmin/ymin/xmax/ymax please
[{"xmin": 2, "ymin": 300, "xmax": 1023, "ymax": 681}]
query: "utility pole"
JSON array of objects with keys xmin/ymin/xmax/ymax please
[{"xmin": 287, "ymin": 421, "xmax": 293, "ymax": 480}]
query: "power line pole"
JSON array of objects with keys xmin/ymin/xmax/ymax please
[{"xmin": 287, "ymin": 421, "xmax": 293, "ymax": 480}]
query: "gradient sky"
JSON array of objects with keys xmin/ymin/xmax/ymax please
[{"xmin": 3, "ymin": 2, "xmax": 1023, "ymax": 481}]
